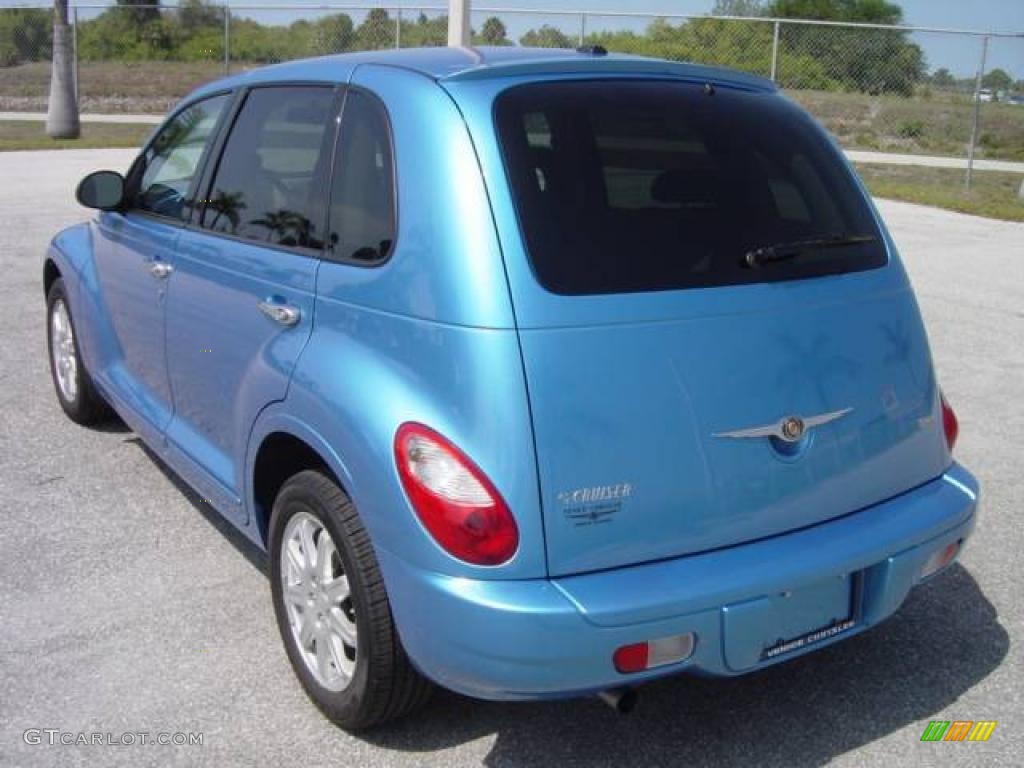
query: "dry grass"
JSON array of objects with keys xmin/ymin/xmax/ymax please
[
  {"xmin": 854, "ymin": 163, "xmax": 1024, "ymax": 222},
  {"xmin": 0, "ymin": 119, "xmax": 150, "ymax": 151},
  {"xmin": 0, "ymin": 60, "xmax": 224, "ymax": 114},
  {"xmin": 791, "ymin": 89, "xmax": 1024, "ymax": 162},
  {"xmin": 2, "ymin": 62, "xmax": 1022, "ymax": 161}
]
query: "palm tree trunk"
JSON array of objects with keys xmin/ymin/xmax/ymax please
[{"xmin": 46, "ymin": 0, "xmax": 80, "ymax": 139}]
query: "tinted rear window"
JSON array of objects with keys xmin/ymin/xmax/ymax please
[{"xmin": 494, "ymin": 80, "xmax": 886, "ymax": 295}]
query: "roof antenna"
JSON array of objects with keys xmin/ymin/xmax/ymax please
[{"xmin": 704, "ymin": 82, "xmax": 716, "ymax": 95}]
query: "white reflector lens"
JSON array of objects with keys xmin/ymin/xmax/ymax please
[
  {"xmin": 920, "ymin": 541, "xmax": 960, "ymax": 579},
  {"xmin": 404, "ymin": 434, "xmax": 492, "ymax": 505},
  {"xmin": 648, "ymin": 633, "xmax": 696, "ymax": 667},
  {"xmin": 614, "ymin": 634, "xmax": 696, "ymax": 673}
]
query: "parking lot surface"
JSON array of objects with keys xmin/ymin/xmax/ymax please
[{"xmin": 1, "ymin": 148, "xmax": 1021, "ymax": 767}]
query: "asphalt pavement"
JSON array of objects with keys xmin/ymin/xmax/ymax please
[{"xmin": 0, "ymin": 148, "xmax": 1021, "ymax": 767}]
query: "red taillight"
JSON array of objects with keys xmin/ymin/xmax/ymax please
[
  {"xmin": 940, "ymin": 391, "xmax": 959, "ymax": 453},
  {"xmin": 613, "ymin": 643, "xmax": 649, "ymax": 674},
  {"xmin": 394, "ymin": 423, "xmax": 518, "ymax": 566}
]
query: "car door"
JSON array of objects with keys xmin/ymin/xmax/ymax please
[
  {"xmin": 163, "ymin": 85, "xmax": 338, "ymax": 523},
  {"xmin": 90, "ymin": 94, "xmax": 230, "ymax": 442}
]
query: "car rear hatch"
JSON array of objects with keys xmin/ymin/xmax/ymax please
[{"xmin": 482, "ymin": 77, "xmax": 951, "ymax": 577}]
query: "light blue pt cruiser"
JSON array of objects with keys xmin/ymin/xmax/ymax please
[{"xmin": 45, "ymin": 46, "xmax": 978, "ymax": 728}]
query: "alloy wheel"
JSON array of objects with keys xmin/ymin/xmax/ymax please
[{"xmin": 280, "ymin": 511, "xmax": 358, "ymax": 691}]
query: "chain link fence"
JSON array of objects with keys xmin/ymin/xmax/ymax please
[{"xmin": 1, "ymin": 4, "xmax": 1022, "ymax": 178}]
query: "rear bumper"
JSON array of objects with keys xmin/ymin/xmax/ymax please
[{"xmin": 378, "ymin": 463, "xmax": 978, "ymax": 700}]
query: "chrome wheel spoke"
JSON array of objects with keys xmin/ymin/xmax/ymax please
[
  {"xmin": 284, "ymin": 584, "xmax": 307, "ymax": 608},
  {"xmin": 328, "ymin": 637, "xmax": 349, "ymax": 676},
  {"xmin": 298, "ymin": 518, "xmax": 318, "ymax": 574},
  {"xmin": 297, "ymin": 612, "xmax": 317, "ymax": 650},
  {"xmin": 317, "ymin": 533, "xmax": 336, "ymax": 583},
  {"xmin": 323, "ymin": 574, "xmax": 350, "ymax": 604},
  {"xmin": 315, "ymin": 629, "xmax": 332, "ymax": 680},
  {"xmin": 327, "ymin": 609, "xmax": 357, "ymax": 648},
  {"xmin": 285, "ymin": 540, "xmax": 306, "ymax": 578}
]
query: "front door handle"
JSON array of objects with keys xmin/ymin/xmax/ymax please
[
  {"xmin": 149, "ymin": 261, "xmax": 174, "ymax": 279},
  {"xmin": 257, "ymin": 300, "xmax": 301, "ymax": 327}
]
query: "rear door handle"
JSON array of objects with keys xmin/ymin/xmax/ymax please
[
  {"xmin": 149, "ymin": 261, "xmax": 174, "ymax": 279},
  {"xmin": 257, "ymin": 300, "xmax": 301, "ymax": 327}
]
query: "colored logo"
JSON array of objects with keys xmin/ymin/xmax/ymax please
[{"xmin": 920, "ymin": 720, "xmax": 996, "ymax": 742}]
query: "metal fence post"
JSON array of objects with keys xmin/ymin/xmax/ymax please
[
  {"xmin": 579, "ymin": 13, "xmax": 587, "ymax": 47},
  {"xmin": 965, "ymin": 35, "xmax": 989, "ymax": 190},
  {"xmin": 72, "ymin": 6, "xmax": 79, "ymax": 104},
  {"xmin": 223, "ymin": 5, "xmax": 230, "ymax": 76},
  {"xmin": 770, "ymin": 20, "xmax": 780, "ymax": 82},
  {"xmin": 395, "ymin": 7, "xmax": 402, "ymax": 49}
]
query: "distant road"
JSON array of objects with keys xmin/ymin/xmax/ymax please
[
  {"xmin": 845, "ymin": 150, "xmax": 1024, "ymax": 174},
  {"xmin": 0, "ymin": 111, "xmax": 161, "ymax": 125},
  {"xmin": 3, "ymin": 111, "xmax": 1023, "ymax": 173}
]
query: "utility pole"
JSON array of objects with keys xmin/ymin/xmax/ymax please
[
  {"xmin": 965, "ymin": 35, "xmax": 989, "ymax": 190},
  {"xmin": 448, "ymin": 0, "xmax": 470, "ymax": 47}
]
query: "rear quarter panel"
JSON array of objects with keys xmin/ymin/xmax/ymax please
[{"xmin": 260, "ymin": 65, "xmax": 546, "ymax": 579}]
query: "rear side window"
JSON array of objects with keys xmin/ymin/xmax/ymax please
[
  {"xmin": 326, "ymin": 90, "xmax": 395, "ymax": 264},
  {"xmin": 201, "ymin": 86, "xmax": 336, "ymax": 250},
  {"xmin": 495, "ymin": 80, "xmax": 886, "ymax": 295}
]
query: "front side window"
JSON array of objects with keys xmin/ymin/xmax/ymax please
[
  {"xmin": 201, "ymin": 86, "xmax": 336, "ymax": 250},
  {"xmin": 495, "ymin": 80, "xmax": 886, "ymax": 295},
  {"xmin": 134, "ymin": 94, "xmax": 229, "ymax": 220},
  {"xmin": 326, "ymin": 90, "xmax": 395, "ymax": 264}
]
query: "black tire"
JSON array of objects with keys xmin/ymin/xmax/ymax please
[
  {"xmin": 269, "ymin": 470, "xmax": 433, "ymax": 730},
  {"xmin": 46, "ymin": 278, "xmax": 112, "ymax": 425}
]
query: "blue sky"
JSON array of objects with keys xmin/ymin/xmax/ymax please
[{"xmin": 2, "ymin": 0, "xmax": 1020, "ymax": 78}]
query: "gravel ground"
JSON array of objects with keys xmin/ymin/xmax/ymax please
[{"xmin": 0, "ymin": 148, "xmax": 1020, "ymax": 768}]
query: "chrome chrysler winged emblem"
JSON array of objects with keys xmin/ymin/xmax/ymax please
[{"xmin": 713, "ymin": 408, "xmax": 853, "ymax": 443}]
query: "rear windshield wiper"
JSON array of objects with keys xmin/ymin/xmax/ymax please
[{"xmin": 742, "ymin": 234, "xmax": 877, "ymax": 268}]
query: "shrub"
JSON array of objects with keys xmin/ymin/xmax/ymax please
[{"xmin": 897, "ymin": 120, "xmax": 925, "ymax": 139}]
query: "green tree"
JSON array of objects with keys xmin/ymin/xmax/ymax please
[
  {"xmin": 768, "ymin": 0, "xmax": 923, "ymax": 94},
  {"xmin": 712, "ymin": 0, "xmax": 765, "ymax": 15},
  {"xmin": 0, "ymin": 8, "xmax": 51, "ymax": 66},
  {"xmin": 177, "ymin": 0, "xmax": 220, "ymax": 35},
  {"xmin": 520, "ymin": 24, "xmax": 572, "ymax": 49},
  {"xmin": 478, "ymin": 16, "xmax": 509, "ymax": 46},
  {"xmin": 309, "ymin": 13, "xmax": 355, "ymax": 55},
  {"xmin": 399, "ymin": 13, "xmax": 447, "ymax": 48},
  {"xmin": 79, "ymin": 0, "xmax": 175, "ymax": 62},
  {"xmin": 768, "ymin": 0, "xmax": 901, "ymax": 23},
  {"xmin": 930, "ymin": 67, "xmax": 955, "ymax": 88},
  {"xmin": 982, "ymin": 68, "xmax": 1013, "ymax": 92},
  {"xmin": 117, "ymin": 0, "xmax": 161, "ymax": 27},
  {"xmin": 356, "ymin": 8, "xmax": 392, "ymax": 51},
  {"xmin": 224, "ymin": 17, "xmax": 281, "ymax": 62}
]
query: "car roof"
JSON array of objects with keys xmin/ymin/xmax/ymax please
[{"xmin": 188, "ymin": 46, "xmax": 775, "ymax": 101}]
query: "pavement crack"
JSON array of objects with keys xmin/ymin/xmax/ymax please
[{"xmin": 31, "ymin": 475, "xmax": 65, "ymax": 487}]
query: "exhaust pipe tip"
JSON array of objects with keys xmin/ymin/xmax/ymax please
[{"xmin": 597, "ymin": 687, "xmax": 638, "ymax": 715}]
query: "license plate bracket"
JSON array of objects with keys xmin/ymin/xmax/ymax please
[
  {"xmin": 760, "ymin": 572, "xmax": 858, "ymax": 660},
  {"xmin": 721, "ymin": 571, "xmax": 860, "ymax": 671}
]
